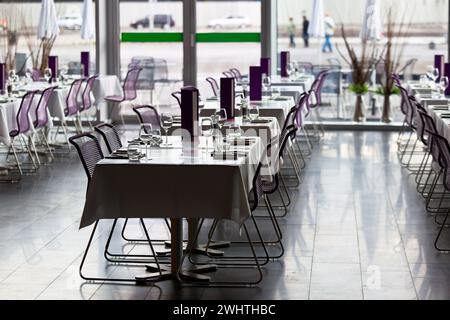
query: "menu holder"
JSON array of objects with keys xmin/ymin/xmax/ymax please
[
  {"xmin": 249, "ymin": 66, "xmax": 262, "ymax": 101},
  {"xmin": 181, "ymin": 86, "xmax": 200, "ymax": 142},
  {"xmin": 445, "ymin": 63, "xmax": 450, "ymax": 95},
  {"xmin": 0, "ymin": 63, "xmax": 5, "ymax": 92},
  {"xmin": 81, "ymin": 51, "xmax": 90, "ymax": 77},
  {"xmin": 261, "ymin": 57, "xmax": 271, "ymax": 77},
  {"xmin": 280, "ymin": 51, "xmax": 290, "ymax": 78},
  {"xmin": 48, "ymin": 56, "xmax": 58, "ymax": 83},
  {"xmin": 220, "ymin": 77, "xmax": 235, "ymax": 119}
]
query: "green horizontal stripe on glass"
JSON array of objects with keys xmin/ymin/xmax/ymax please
[
  {"xmin": 120, "ymin": 32, "xmax": 260, "ymax": 43},
  {"xmin": 196, "ymin": 32, "xmax": 260, "ymax": 43},
  {"xmin": 121, "ymin": 32, "xmax": 183, "ymax": 42}
]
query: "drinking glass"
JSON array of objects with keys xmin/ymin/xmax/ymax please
[
  {"xmin": 201, "ymin": 118, "xmax": 213, "ymax": 152},
  {"xmin": 60, "ymin": 65, "xmax": 68, "ymax": 84},
  {"xmin": 127, "ymin": 141, "xmax": 141, "ymax": 162},
  {"xmin": 215, "ymin": 108, "xmax": 227, "ymax": 129},
  {"xmin": 151, "ymin": 129, "xmax": 162, "ymax": 147},
  {"xmin": 248, "ymin": 105, "xmax": 259, "ymax": 121},
  {"xmin": 25, "ymin": 69, "xmax": 32, "ymax": 84},
  {"xmin": 160, "ymin": 113, "xmax": 173, "ymax": 148},
  {"xmin": 220, "ymin": 137, "xmax": 231, "ymax": 153},
  {"xmin": 228, "ymin": 123, "xmax": 241, "ymax": 139},
  {"xmin": 44, "ymin": 68, "xmax": 52, "ymax": 83},
  {"xmin": 8, "ymin": 69, "xmax": 16, "ymax": 84},
  {"xmin": 262, "ymin": 73, "xmax": 271, "ymax": 95},
  {"xmin": 440, "ymin": 76, "xmax": 449, "ymax": 98},
  {"xmin": 271, "ymin": 87, "xmax": 281, "ymax": 100},
  {"xmin": 139, "ymin": 123, "xmax": 152, "ymax": 160}
]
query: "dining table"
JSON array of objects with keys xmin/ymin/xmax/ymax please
[
  {"xmin": 201, "ymin": 96, "xmax": 295, "ymax": 128},
  {"xmin": 0, "ymin": 75, "xmax": 122, "ymax": 146},
  {"xmin": 79, "ymin": 135, "xmax": 266, "ymax": 282}
]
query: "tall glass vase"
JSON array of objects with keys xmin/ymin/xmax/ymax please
[{"xmin": 353, "ymin": 94, "xmax": 366, "ymax": 122}]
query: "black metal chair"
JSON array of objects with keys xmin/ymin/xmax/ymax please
[{"xmin": 69, "ymin": 133, "xmax": 162, "ymax": 283}]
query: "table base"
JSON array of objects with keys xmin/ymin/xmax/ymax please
[{"xmin": 135, "ymin": 263, "xmax": 217, "ymax": 283}]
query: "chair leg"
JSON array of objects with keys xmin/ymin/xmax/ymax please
[{"xmin": 10, "ymin": 138, "xmax": 22, "ymax": 176}]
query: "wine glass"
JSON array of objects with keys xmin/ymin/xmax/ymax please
[
  {"xmin": 215, "ymin": 108, "xmax": 227, "ymax": 129},
  {"xmin": 248, "ymin": 105, "xmax": 259, "ymax": 121},
  {"xmin": 8, "ymin": 69, "xmax": 16, "ymax": 84},
  {"xmin": 287, "ymin": 62, "xmax": 295, "ymax": 77},
  {"xmin": 127, "ymin": 141, "xmax": 141, "ymax": 162},
  {"xmin": 160, "ymin": 113, "xmax": 173, "ymax": 148},
  {"xmin": 139, "ymin": 123, "xmax": 152, "ymax": 160},
  {"xmin": 60, "ymin": 65, "xmax": 68, "ymax": 84},
  {"xmin": 201, "ymin": 118, "xmax": 213, "ymax": 153},
  {"xmin": 44, "ymin": 68, "xmax": 52, "ymax": 83},
  {"xmin": 150, "ymin": 129, "xmax": 162, "ymax": 147},
  {"xmin": 262, "ymin": 73, "xmax": 271, "ymax": 96},
  {"xmin": 440, "ymin": 76, "xmax": 449, "ymax": 98},
  {"xmin": 25, "ymin": 69, "xmax": 32, "ymax": 84}
]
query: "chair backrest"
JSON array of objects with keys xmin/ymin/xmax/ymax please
[
  {"xmin": 94, "ymin": 123, "xmax": 122, "ymax": 154},
  {"xmin": 81, "ymin": 74, "xmax": 98, "ymax": 112},
  {"xmin": 412, "ymin": 99, "xmax": 427, "ymax": 145},
  {"xmin": 11, "ymin": 90, "xmax": 36, "ymax": 137},
  {"xmin": 31, "ymin": 69, "xmax": 41, "ymax": 81},
  {"xmin": 129, "ymin": 56, "xmax": 155, "ymax": 90},
  {"xmin": 171, "ymin": 91, "xmax": 181, "ymax": 108},
  {"xmin": 153, "ymin": 58, "xmax": 169, "ymax": 82},
  {"xmin": 428, "ymin": 131, "xmax": 450, "ymax": 190},
  {"xmin": 296, "ymin": 61, "xmax": 314, "ymax": 73},
  {"xmin": 65, "ymin": 78, "xmax": 84, "ymax": 117},
  {"xmin": 418, "ymin": 109, "xmax": 439, "ymax": 162},
  {"xmin": 398, "ymin": 58, "xmax": 418, "ymax": 81},
  {"xmin": 206, "ymin": 77, "xmax": 219, "ymax": 97},
  {"xmin": 132, "ymin": 105, "xmax": 161, "ymax": 132},
  {"xmin": 229, "ymin": 68, "xmax": 242, "ymax": 80},
  {"xmin": 34, "ymin": 86, "xmax": 56, "ymax": 129},
  {"xmin": 294, "ymin": 92, "xmax": 309, "ymax": 128},
  {"xmin": 123, "ymin": 67, "xmax": 143, "ymax": 101},
  {"xmin": 68, "ymin": 133, "xmax": 104, "ymax": 184},
  {"xmin": 222, "ymin": 71, "xmax": 234, "ymax": 78},
  {"xmin": 398, "ymin": 85, "xmax": 415, "ymax": 128}
]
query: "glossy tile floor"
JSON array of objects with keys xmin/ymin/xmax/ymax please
[{"xmin": 1, "ymin": 130, "xmax": 450, "ymax": 300}]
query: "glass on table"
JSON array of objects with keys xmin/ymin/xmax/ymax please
[
  {"xmin": 160, "ymin": 113, "xmax": 173, "ymax": 148},
  {"xmin": 228, "ymin": 123, "xmax": 241, "ymax": 139},
  {"xmin": 248, "ymin": 105, "xmax": 259, "ymax": 121},
  {"xmin": 150, "ymin": 129, "xmax": 162, "ymax": 147},
  {"xmin": 44, "ymin": 68, "xmax": 52, "ymax": 83},
  {"xmin": 215, "ymin": 108, "xmax": 227, "ymax": 129},
  {"xmin": 60, "ymin": 65, "xmax": 68, "ymax": 84},
  {"xmin": 271, "ymin": 87, "xmax": 281, "ymax": 100},
  {"xmin": 127, "ymin": 141, "xmax": 141, "ymax": 162},
  {"xmin": 201, "ymin": 118, "xmax": 213, "ymax": 152},
  {"xmin": 262, "ymin": 73, "xmax": 271, "ymax": 96},
  {"xmin": 139, "ymin": 123, "xmax": 152, "ymax": 160},
  {"xmin": 439, "ymin": 76, "xmax": 449, "ymax": 98}
]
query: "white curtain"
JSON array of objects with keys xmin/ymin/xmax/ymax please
[{"xmin": 37, "ymin": 0, "xmax": 59, "ymax": 39}]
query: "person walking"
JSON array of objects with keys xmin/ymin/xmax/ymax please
[
  {"xmin": 322, "ymin": 13, "xmax": 335, "ymax": 53},
  {"xmin": 302, "ymin": 15, "xmax": 310, "ymax": 48},
  {"xmin": 287, "ymin": 17, "xmax": 296, "ymax": 48}
]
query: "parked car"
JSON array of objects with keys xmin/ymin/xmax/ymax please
[
  {"xmin": 130, "ymin": 14, "xmax": 175, "ymax": 30},
  {"xmin": 207, "ymin": 15, "xmax": 251, "ymax": 29},
  {"xmin": 57, "ymin": 15, "xmax": 82, "ymax": 30}
]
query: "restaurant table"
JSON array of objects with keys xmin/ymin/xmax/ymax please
[
  {"xmin": 236, "ymin": 85, "xmax": 303, "ymax": 102},
  {"xmin": 0, "ymin": 75, "xmax": 122, "ymax": 146},
  {"xmin": 80, "ymin": 136, "xmax": 265, "ymax": 281},
  {"xmin": 201, "ymin": 96, "xmax": 294, "ymax": 128},
  {"xmin": 237, "ymin": 74, "xmax": 315, "ymax": 92}
]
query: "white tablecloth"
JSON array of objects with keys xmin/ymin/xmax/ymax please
[
  {"xmin": 201, "ymin": 97, "xmax": 294, "ymax": 128},
  {"xmin": 79, "ymin": 136, "xmax": 264, "ymax": 229},
  {"xmin": 0, "ymin": 75, "xmax": 122, "ymax": 146}
]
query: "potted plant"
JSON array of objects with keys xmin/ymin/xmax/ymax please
[
  {"xmin": 337, "ymin": 25, "xmax": 378, "ymax": 122},
  {"xmin": 378, "ymin": 8, "xmax": 409, "ymax": 123}
]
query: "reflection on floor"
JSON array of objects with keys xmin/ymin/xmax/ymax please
[{"xmin": 0, "ymin": 130, "xmax": 450, "ymax": 300}]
